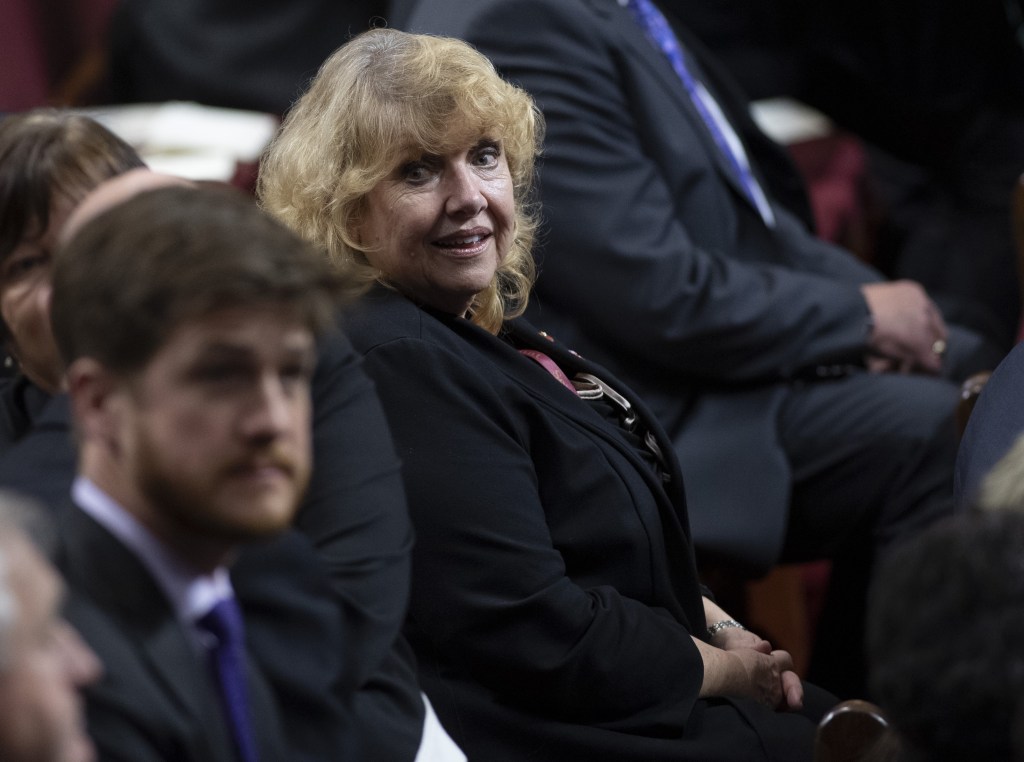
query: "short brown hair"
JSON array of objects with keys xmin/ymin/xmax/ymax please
[
  {"xmin": 0, "ymin": 110, "xmax": 144, "ymax": 263},
  {"xmin": 258, "ymin": 28, "xmax": 544, "ymax": 334},
  {"xmin": 51, "ymin": 185, "xmax": 344, "ymax": 374}
]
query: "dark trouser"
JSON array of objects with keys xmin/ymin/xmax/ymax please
[{"xmin": 777, "ymin": 324, "xmax": 1002, "ymax": 697}]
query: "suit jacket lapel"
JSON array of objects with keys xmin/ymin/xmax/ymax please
[
  {"xmin": 59, "ymin": 506, "xmax": 237, "ymax": 757},
  {"xmin": 591, "ymin": 0, "xmax": 766, "ymax": 216},
  {"xmin": 141, "ymin": 616, "xmax": 230, "ymax": 746}
]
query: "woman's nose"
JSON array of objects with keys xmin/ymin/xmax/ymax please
[{"xmin": 444, "ymin": 165, "xmax": 486, "ymax": 217}]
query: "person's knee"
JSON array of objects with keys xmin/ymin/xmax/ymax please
[{"xmin": 846, "ymin": 375, "xmax": 961, "ymax": 549}]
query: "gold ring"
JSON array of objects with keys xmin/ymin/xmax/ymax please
[{"xmin": 932, "ymin": 338, "xmax": 947, "ymax": 356}]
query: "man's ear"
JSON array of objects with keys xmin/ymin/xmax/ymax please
[{"xmin": 66, "ymin": 358, "xmax": 127, "ymax": 448}]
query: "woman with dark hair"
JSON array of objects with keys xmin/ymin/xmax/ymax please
[{"xmin": 0, "ymin": 111, "xmax": 144, "ymax": 446}]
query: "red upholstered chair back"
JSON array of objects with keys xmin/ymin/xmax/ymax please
[{"xmin": 0, "ymin": 0, "xmax": 118, "ymax": 111}]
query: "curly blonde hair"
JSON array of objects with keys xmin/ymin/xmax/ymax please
[{"xmin": 258, "ymin": 28, "xmax": 543, "ymax": 333}]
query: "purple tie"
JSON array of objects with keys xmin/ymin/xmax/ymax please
[
  {"xmin": 196, "ymin": 598, "xmax": 258, "ymax": 762},
  {"xmin": 626, "ymin": 0, "xmax": 763, "ymax": 211}
]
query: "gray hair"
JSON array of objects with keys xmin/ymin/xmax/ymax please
[
  {"xmin": 0, "ymin": 491, "xmax": 56, "ymax": 670},
  {"xmin": 978, "ymin": 432, "xmax": 1024, "ymax": 513}
]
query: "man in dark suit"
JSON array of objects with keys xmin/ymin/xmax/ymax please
[
  {"xmin": 399, "ymin": 0, "xmax": 1001, "ymax": 694},
  {"xmin": 955, "ymin": 341, "xmax": 1024, "ymax": 509},
  {"xmin": 49, "ymin": 184, "xmax": 352, "ymax": 760},
  {"xmin": 659, "ymin": 0, "xmax": 1024, "ymax": 349},
  {"xmin": 109, "ymin": 0, "xmax": 389, "ymax": 115},
  {"xmin": 0, "ymin": 161, "xmax": 460, "ymax": 761}
]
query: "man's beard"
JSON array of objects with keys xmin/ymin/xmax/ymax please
[{"xmin": 133, "ymin": 429, "xmax": 307, "ymax": 544}]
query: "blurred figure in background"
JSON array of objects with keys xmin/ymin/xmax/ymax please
[
  {"xmin": 868, "ymin": 510, "xmax": 1024, "ymax": 762},
  {"xmin": 108, "ymin": 0, "xmax": 390, "ymax": 115},
  {"xmin": 661, "ymin": 0, "xmax": 1024, "ymax": 349},
  {"xmin": 0, "ymin": 110, "xmax": 143, "ymax": 450},
  {"xmin": 975, "ymin": 430, "xmax": 1024, "ymax": 513},
  {"xmin": 956, "ymin": 341, "xmax": 1024, "ymax": 509},
  {"xmin": 0, "ymin": 490, "xmax": 101, "ymax": 762}
]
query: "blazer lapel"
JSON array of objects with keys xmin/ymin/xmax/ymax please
[
  {"xmin": 139, "ymin": 615, "xmax": 232, "ymax": 750},
  {"xmin": 60, "ymin": 506, "xmax": 237, "ymax": 758},
  {"xmin": 493, "ymin": 320, "xmax": 686, "ymax": 511},
  {"xmin": 503, "ymin": 320, "xmax": 705, "ymax": 622},
  {"xmin": 507, "ymin": 321, "xmax": 686, "ymax": 488},
  {"xmin": 592, "ymin": 0, "xmax": 764, "ymax": 215}
]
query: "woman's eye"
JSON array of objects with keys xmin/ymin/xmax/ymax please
[
  {"xmin": 402, "ymin": 161, "xmax": 435, "ymax": 184},
  {"xmin": 3, "ymin": 252, "xmax": 49, "ymax": 282},
  {"xmin": 474, "ymin": 146, "xmax": 500, "ymax": 167}
]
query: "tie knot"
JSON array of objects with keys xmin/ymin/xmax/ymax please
[{"xmin": 196, "ymin": 597, "xmax": 245, "ymax": 647}]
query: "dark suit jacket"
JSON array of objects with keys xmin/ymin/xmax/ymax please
[
  {"xmin": 402, "ymin": 0, "xmax": 892, "ymax": 571},
  {"xmin": 109, "ymin": 0, "xmax": 388, "ymax": 115},
  {"xmin": 0, "ymin": 374, "xmax": 52, "ymax": 454},
  {"xmin": 955, "ymin": 340, "xmax": 1024, "ymax": 508},
  {"xmin": 57, "ymin": 506, "xmax": 353, "ymax": 761},
  {"xmin": 344, "ymin": 288, "xmax": 819, "ymax": 761},
  {"xmin": 0, "ymin": 392, "xmax": 75, "ymax": 508},
  {"xmin": 0, "ymin": 326, "xmax": 425, "ymax": 760}
]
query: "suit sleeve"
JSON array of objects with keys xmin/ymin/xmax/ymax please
[
  {"xmin": 295, "ymin": 327, "xmax": 414, "ymax": 692},
  {"xmin": 233, "ymin": 533, "xmax": 357, "ymax": 762},
  {"xmin": 65, "ymin": 596, "xmax": 224, "ymax": 762},
  {"xmin": 296, "ymin": 329, "xmax": 426, "ymax": 758},
  {"xmin": 458, "ymin": 0, "xmax": 877, "ymax": 381},
  {"xmin": 362, "ymin": 334, "xmax": 705, "ymax": 727}
]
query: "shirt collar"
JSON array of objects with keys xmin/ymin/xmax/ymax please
[{"xmin": 72, "ymin": 476, "xmax": 234, "ymax": 627}]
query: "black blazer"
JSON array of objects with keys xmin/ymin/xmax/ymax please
[
  {"xmin": 401, "ymin": 0, "xmax": 885, "ymax": 572},
  {"xmin": 344, "ymin": 288, "xmax": 818, "ymax": 761},
  {"xmin": 57, "ymin": 506, "xmax": 353, "ymax": 761},
  {"xmin": 0, "ymin": 374, "xmax": 50, "ymax": 453}
]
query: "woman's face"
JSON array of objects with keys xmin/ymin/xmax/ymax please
[
  {"xmin": 358, "ymin": 137, "xmax": 515, "ymax": 316},
  {"xmin": 0, "ymin": 197, "xmax": 73, "ymax": 394}
]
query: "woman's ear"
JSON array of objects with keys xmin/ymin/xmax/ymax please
[{"xmin": 348, "ymin": 208, "xmax": 361, "ymax": 247}]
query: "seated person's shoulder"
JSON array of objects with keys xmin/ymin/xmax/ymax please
[{"xmin": 342, "ymin": 287, "xmax": 459, "ymax": 351}]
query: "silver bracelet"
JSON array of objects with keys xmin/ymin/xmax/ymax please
[{"xmin": 706, "ymin": 619, "xmax": 746, "ymax": 638}]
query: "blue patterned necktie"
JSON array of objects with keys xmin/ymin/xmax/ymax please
[
  {"xmin": 625, "ymin": 0, "xmax": 766, "ymax": 214},
  {"xmin": 196, "ymin": 598, "xmax": 259, "ymax": 762}
]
